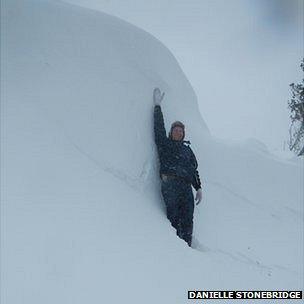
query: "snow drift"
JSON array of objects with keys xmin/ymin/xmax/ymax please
[{"xmin": 1, "ymin": 0, "xmax": 303, "ymax": 303}]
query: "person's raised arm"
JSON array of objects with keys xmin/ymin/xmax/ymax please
[{"xmin": 153, "ymin": 88, "xmax": 167, "ymax": 146}]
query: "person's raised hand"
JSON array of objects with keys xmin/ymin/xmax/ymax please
[
  {"xmin": 153, "ymin": 87, "xmax": 165, "ymax": 106},
  {"xmin": 195, "ymin": 188, "xmax": 203, "ymax": 205}
]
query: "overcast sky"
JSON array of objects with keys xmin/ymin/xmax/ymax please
[{"xmin": 64, "ymin": 0, "xmax": 303, "ymax": 152}]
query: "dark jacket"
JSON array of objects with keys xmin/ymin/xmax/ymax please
[{"xmin": 154, "ymin": 105, "xmax": 202, "ymax": 191}]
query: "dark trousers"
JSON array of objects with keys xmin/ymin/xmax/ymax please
[{"xmin": 161, "ymin": 177, "xmax": 194, "ymax": 247}]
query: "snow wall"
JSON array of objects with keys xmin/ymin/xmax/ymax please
[{"xmin": 1, "ymin": 0, "xmax": 303, "ymax": 303}]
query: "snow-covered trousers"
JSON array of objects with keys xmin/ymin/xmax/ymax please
[{"xmin": 161, "ymin": 177, "xmax": 194, "ymax": 247}]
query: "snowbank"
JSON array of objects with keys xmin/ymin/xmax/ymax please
[{"xmin": 1, "ymin": 0, "xmax": 303, "ymax": 303}]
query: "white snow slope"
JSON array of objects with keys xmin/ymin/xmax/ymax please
[{"xmin": 1, "ymin": 0, "xmax": 303, "ymax": 303}]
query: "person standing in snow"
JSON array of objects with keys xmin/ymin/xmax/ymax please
[{"xmin": 153, "ymin": 87, "xmax": 203, "ymax": 247}]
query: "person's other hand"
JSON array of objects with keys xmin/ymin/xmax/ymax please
[
  {"xmin": 195, "ymin": 188, "xmax": 203, "ymax": 205},
  {"xmin": 153, "ymin": 88, "xmax": 165, "ymax": 106}
]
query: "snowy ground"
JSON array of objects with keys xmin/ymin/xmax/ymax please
[{"xmin": 1, "ymin": 0, "xmax": 303, "ymax": 303}]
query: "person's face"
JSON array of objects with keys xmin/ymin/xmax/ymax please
[{"xmin": 171, "ymin": 126, "xmax": 184, "ymax": 141}]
